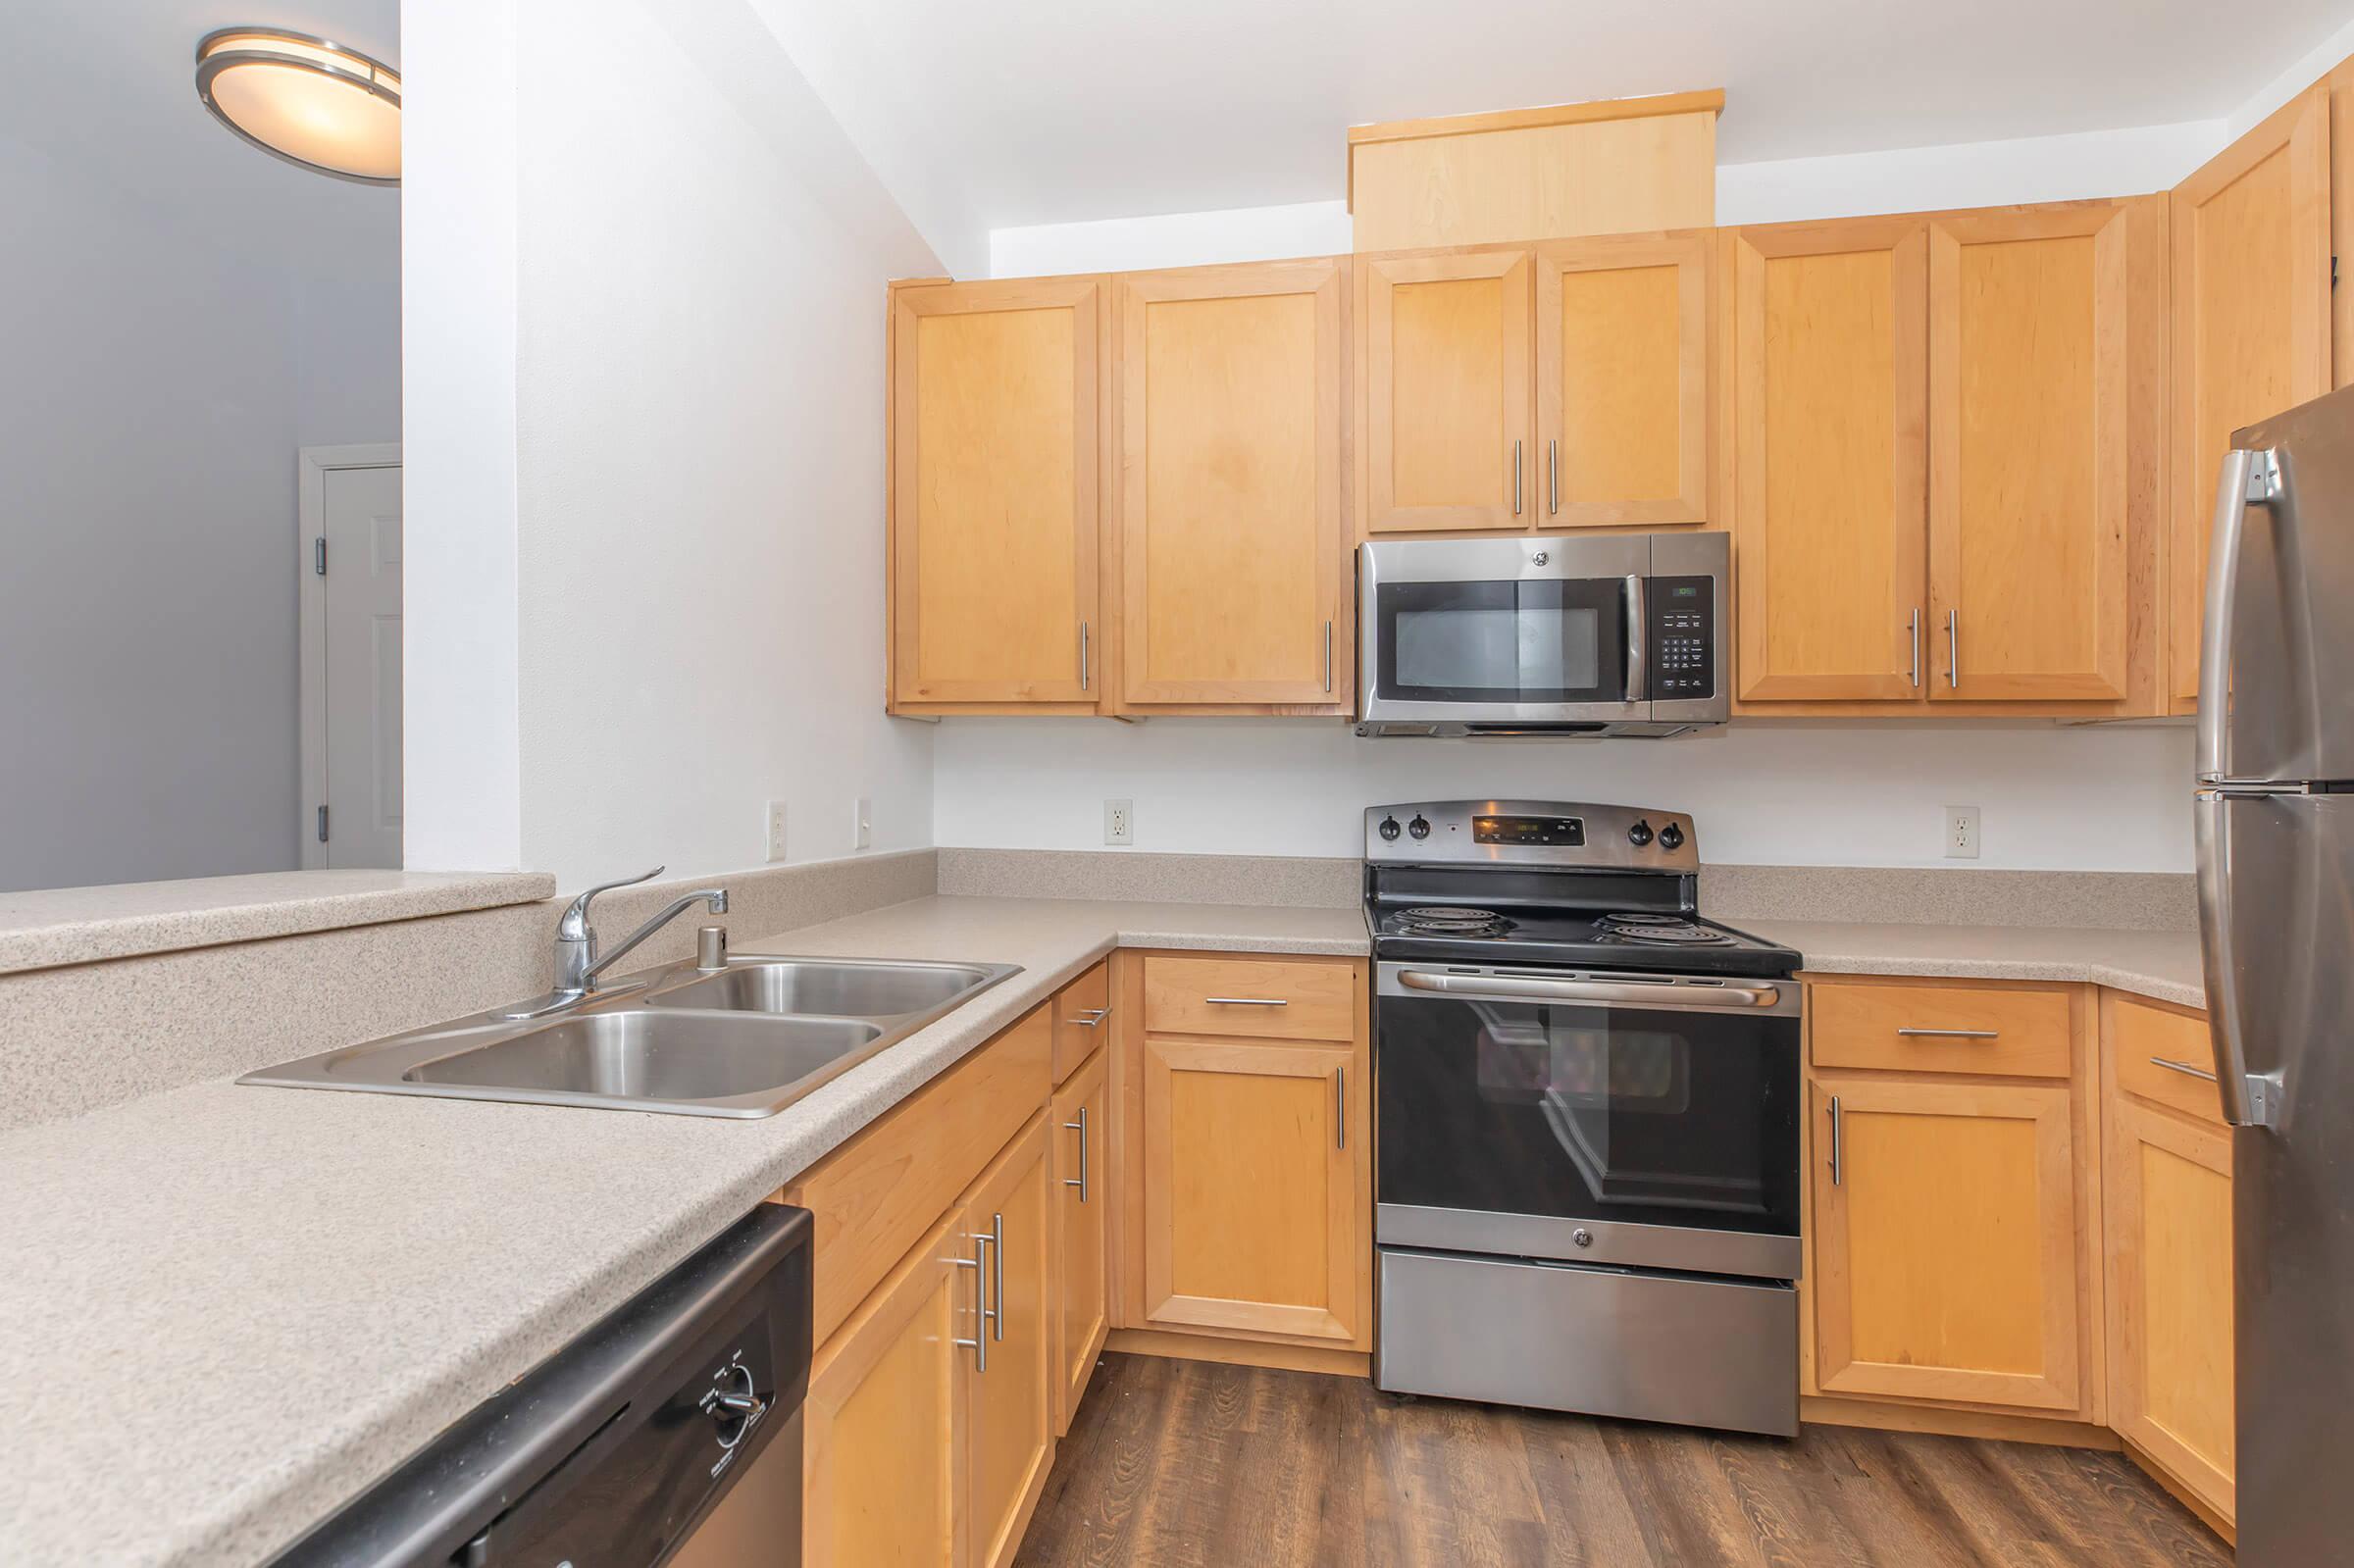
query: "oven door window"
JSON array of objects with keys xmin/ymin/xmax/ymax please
[
  {"xmin": 1376, "ymin": 995, "xmax": 1800, "ymax": 1237},
  {"xmin": 1376, "ymin": 578, "xmax": 1629, "ymax": 703}
]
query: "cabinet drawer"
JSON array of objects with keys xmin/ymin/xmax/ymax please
[
  {"xmin": 1810, "ymin": 980, "xmax": 2073, "ymax": 1078},
  {"xmin": 1051, "ymin": 960, "xmax": 1111, "ymax": 1083},
  {"xmin": 2109, "ymin": 993, "xmax": 2223, "ymax": 1124},
  {"xmin": 1143, "ymin": 955, "xmax": 1356, "ymax": 1041}
]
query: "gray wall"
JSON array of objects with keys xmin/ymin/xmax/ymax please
[{"xmin": 0, "ymin": 130, "xmax": 399, "ymax": 891}]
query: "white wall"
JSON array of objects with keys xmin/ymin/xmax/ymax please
[
  {"xmin": 405, "ymin": 0, "xmax": 944, "ymax": 890},
  {"xmin": 935, "ymin": 720, "xmax": 2196, "ymax": 872},
  {"xmin": 0, "ymin": 130, "xmax": 399, "ymax": 892},
  {"xmin": 991, "ymin": 200, "xmax": 1355, "ymax": 278}
]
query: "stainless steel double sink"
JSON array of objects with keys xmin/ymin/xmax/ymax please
[{"xmin": 239, "ymin": 955, "xmax": 1020, "ymax": 1118}]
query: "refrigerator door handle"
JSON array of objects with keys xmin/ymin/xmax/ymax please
[
  {"xmin": 2195, "ymin": 790, "xmax": 2279, "ymax": 1129},
  {"xmin": 2196, "ymin": 447, "xmax": 2280, "ymax": 783}
]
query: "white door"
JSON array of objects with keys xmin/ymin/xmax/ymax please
[{"xmin": 322, "ymin": 463, "xmax": 402, "ymax": 868}]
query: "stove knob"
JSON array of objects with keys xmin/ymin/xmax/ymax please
[
  {"xmin": 1627, "ymin": 820, "xmax": 1655, "ymax": 847},
  {"xmin": 1659, "ymin": 823, "xmax": 1685, "ymax": 851},
  {"xmin": 1378, "ymin": 816, "xmax": 1402, "ymax": 841},
  {"xmin": 1407, "ymin": 815, "xmax": 1431, "ymax": 840}
]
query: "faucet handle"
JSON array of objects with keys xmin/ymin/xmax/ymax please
[{"xmin": 559, "ymin": 865, "xmax": 664, "ymax": 938}]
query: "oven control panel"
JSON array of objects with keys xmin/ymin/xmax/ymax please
[
  {"xmin": 1646, "ymin": 576, "xmax": 1716, "ymax": 700},
  {"xmin": 1365, "ymin": 800, "xmax": 1698, "ymax": 872}
]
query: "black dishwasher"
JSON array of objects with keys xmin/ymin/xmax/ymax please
[{"xmin": 270, "ymin": 1204, "xmax": 812, "ymax": 1568}]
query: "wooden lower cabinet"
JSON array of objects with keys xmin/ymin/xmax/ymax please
[
  {"xmin": 802, "ymin": 1211, "xmax": 967, "ymax": 1567},
  {"xmin": 1050, "ymin": 1047, "xmax": 1109, "ymax": 1435},
  {"xmin": 961, "ymin": 1115, "xmax": 1055, "ymax": 1568},
  {"xmin": 1810, "ymin": 1074, "xmax": 2091, "ymax": 1414},
  {"xmin": 1134, "ymin": 1034, "xmax": 1367, "ymax": 1344}
]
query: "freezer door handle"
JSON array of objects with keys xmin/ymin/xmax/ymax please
[
  {"xmin": 2196, "ymin": 447, "xmax": 2277, "ymax": 782},
  {"xmin": 2195, "ymin": 790, "xmax": 2279, "ymax": 1129}
]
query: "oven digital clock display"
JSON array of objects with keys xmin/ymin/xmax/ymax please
[{"xmin": 1473, "ymin": 815, "xmax": 1586, "ymax": 847}]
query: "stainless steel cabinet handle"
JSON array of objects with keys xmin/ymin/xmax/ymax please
[
  {"xmin": 1512, "ymin": 439, "xmax": 1523, "ymax": 515},
  {"xmin": 990, "ymin": 1212, "xmax": 1005, "ymax": 1341},
  {"xmin": 1324, "ymin": 620, "xmax": 1334, "ymax": 693},
  {"xmin": 1549, "ymin": 438, "xmax": 1560, "ymax": 515},
  {"xmin": 1336, "ymin": 1065, "xmax": 1347, "ymax": 1150},
  {"xmin": 1896, "ymin": 1027, "xmax": 1999, "ymax": 1039},
  {"xmin": 1395, "ymin": 970, "xmax": 1781, "ymax": 1011},
  {"xmin": 1067, "ymin": 1007, "xmax": 1107, "ymax": 1028},
  {"xmin": 2152, "ymin": 1056, "xmax": 2221, "ymax": 1083},
  {"xmin": 1945, "ymin": 609, "xmax": 1960, "ymax": 689},
  {"xmin": 1205, "ymin": 995, "xmax": 1288, "ymax": 1006},
  {"xmin": 1063, "ymin": 1106, "xmax": 1090, "ymax": 1202},
  {"xmin": 1828, "ymin": 1096, "xmax": 1843, "ymax": 1188},
  {"xmin": 1079, "ymin": 621, "xmax": 1091, "ymax": 692},
  {"xmin": 1909, "ymin": 608, "xmax": 1921, "ymax": 689},
  {"xmin": 950, "ymin": 1235, "xmax": 989, "ymax": 1372}
]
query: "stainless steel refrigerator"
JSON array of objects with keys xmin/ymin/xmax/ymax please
[{"xmin": 2198, "ymin": 382, "xmax": 2354, "ymax": 1566}]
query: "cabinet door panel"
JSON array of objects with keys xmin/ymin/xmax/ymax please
[
  {"xmin": 2106, "ymin": 1094, "xmax": 2235, "ymax": 1524},
  {"xmin": 1051, "ymin": 1049, "xmax": 1110, "ymax": 1435},
  {"xmin": 1140, "ymin": 1037, "xmax": 1361, "ymax": 1343},
  {"xmin": 1811, "ymin": 1075, "xmax": 2084, "ymax": 1412},
  {"xmin": 803, "ymin": 1213, "xmax": 966, "ymax": 1568},
  {"xmin": 1929, "ymin": 203, "xmax": 2141, "ymax": 701},
  {"xmin": 963, "ymin": 1115, "xmax": 1054, "ymax": 1568},
  {"xmin": 2170, "ymin": 87, "xmax": 2331, "ymax": 709},
  {"xmin": 892, "ymin": 278, "xmax": 1101, "ymax": 706},
  {"xmin": 1731, "ymin": 219, "xmax": 1928, "ymax": 701},
  {"xmin": 1537, "ymin": 231, "xmax": 1710, "ymax": 526},
  {"xmin": 1118, "ymin": 261, "xmax": 1345, "ymax": 707},
  {"xmin": 1359, "ymin": 249, "xmax": 1532, "ymax": 532}
]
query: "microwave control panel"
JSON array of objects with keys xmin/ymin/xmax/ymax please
[{"xmin": 1647, "ymin": 577, "xmax": 1716, "ymax": 700}]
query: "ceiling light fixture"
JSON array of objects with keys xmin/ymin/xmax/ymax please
[{"xmin": 194, "ymin": 26, "xmax": 400, "ymax": 185}]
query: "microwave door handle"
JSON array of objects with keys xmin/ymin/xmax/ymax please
[
  {"xmin": 1623, "ymin": 576, "xmax": 1647, "ymax": 702},
  {"xmin": 2197, "ymin": 447, "xmax": 2275, "ymax": 782}
]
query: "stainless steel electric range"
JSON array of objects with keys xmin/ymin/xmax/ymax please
[{"xmin": 1365, "ymin": 799, "xmax": 1804, "ymax": 1438}]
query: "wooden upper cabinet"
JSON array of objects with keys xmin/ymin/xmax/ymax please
[
  {"xmin": 891, "ymin": 277, "xmax": 1103, "ymax": 709},
  {"xmin": 1926, "ymin": 202, "xmax": 2146, "ymax": 702},
  {"xmin": 2171, "ymin": 86, "xmax": 2332, "ymax": 710},
  {"xmin": 1536, "ymin": 230, "xmax": 1711, "ymax": 527},
  {"xmin": 1810, "ymin": 1075, "xmax": 2089, "ymax": 1415},
  {"xmin": 1116, "ymin": 260, "xmax": 1348, "ymax": 708},
  {"xmin": 1730, "ymin": 218, "xmax": 1928, "ymax": 701},
  {"xmin": 1358, "ymin": 247, "xmax": 1533, "ymax": 532}
]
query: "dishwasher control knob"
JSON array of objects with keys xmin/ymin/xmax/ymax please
[
  {"xmin": 1626, "ymin": 820, "xmax": 1654, "ymax": 847},
  {"xmin": 704, "ymin": 1361, "xmax": 765, "ymax": 1450},
  {"xmin": 1658, "ymin": 823, "xmax": 1685, "ymax": 851},
  {"xmin": 1378, "ymin": 816, "xmax": 1403, "ymax": 841},
  {"xmin": 1407, "ymin": 815, "xmax": 1431, "ymax": 839}
]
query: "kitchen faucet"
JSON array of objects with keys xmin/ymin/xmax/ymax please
[{"xmin": 498, "ymin": 866, "xmax": 730, "ymax": 1020}]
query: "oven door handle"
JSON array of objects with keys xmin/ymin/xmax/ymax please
[{"xmin": 1393, "ymin": 970, "xmax": 1782, "ymax": 1010}]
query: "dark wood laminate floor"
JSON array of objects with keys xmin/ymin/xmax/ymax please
[{"xmin": 1014, "ymin": 1354, "xmax": 2232, "ymax": 1568}]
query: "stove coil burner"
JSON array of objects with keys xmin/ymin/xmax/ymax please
[
  {"xmin": 1394, "ymin": 905, "xmax": 1514, "ymax": 937},
  {"xmin": 1600, "ymin": 912, "xmax": 1733, "ymax": 945}
]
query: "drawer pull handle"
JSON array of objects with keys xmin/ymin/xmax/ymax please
[
  {"xmin": 1895, "ymin": 1027, "xmax": 2000, "ymax": 1039},
  {"xmin": 1067, "ymin": 1007, "xmax": 1108, "ymax": 1028},
  {"xmin": 2152, "ymin": 1056, "xmax": 2220, "ymax": 1084},
  {"xmin": 1205, "ymin": 996, "xmax": 1288, "ymax": 1007}
]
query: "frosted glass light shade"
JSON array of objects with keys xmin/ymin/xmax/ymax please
[{"xmin": 195, "ymin": 27, "xmax": 399, "ymax": 184}]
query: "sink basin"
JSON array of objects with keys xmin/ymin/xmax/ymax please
[
  {"xmin": 403, "ymin": 1010, "xmax": 882, "ymax": 1103},
  {"xmin": 642, "ymin": 957, "xmax": 999, "ymax": 1018},
  {"xmin": 240, "ymin": 952, "xmax": 1021, "ymax": 1117}
]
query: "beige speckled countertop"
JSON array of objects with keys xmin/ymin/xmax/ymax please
[
  {"xmin": 1744, "ymin": 919, "xmax": 2206, "ymax": 1009},
  {"xmin": 0, "ymin": 893, "xmax": 2206, "ymax": 1566},
  {"xmin": 0, "ymin": 896, "xmax": 1365, "ymax": 1568}
]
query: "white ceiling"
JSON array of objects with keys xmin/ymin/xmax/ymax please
[
  {"xmin": 0, "ymin": 0, "xmax": 398, "ymax": 278},
  {"xmin": 759, "ymin": 0, "xmax": 2354, "ymax": 240}
]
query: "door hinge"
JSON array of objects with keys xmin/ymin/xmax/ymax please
[
  {"xmin": 314, "ymin": 537, "xmax": 328, "ymax": 576},
  {"xmin": 317, "ymin": 804, "xmax": 330, "ymax": 843}
]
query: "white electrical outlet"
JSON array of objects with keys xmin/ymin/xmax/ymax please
[
  {"xmin": 1945, "ymin": 805, "xmax": 1981, "ymax": 860},
  {"xmin": 765, "ymin": 800, "xmax": 789, "ymax": 862},
  {"xmin": 1104, "ymin": 798, "xmax": 1134, "ymax": 846},
  {"xmin": 852, "ymin": 796, "xmax": 872, "ymax": 851}
]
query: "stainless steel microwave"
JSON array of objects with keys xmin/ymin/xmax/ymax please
[{"xmin": 1356, "ymin": 532, "xmax": 1729, "ymax": 737}]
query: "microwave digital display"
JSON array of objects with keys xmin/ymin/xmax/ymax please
[{"xmin": 1473, "ymin": 815, "xmax": 1586, "ymax": 847}]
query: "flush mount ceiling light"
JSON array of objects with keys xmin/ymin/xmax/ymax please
[{"xmin": 194, "ymin": 26, "xmax": 400, "ymax": 185}]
